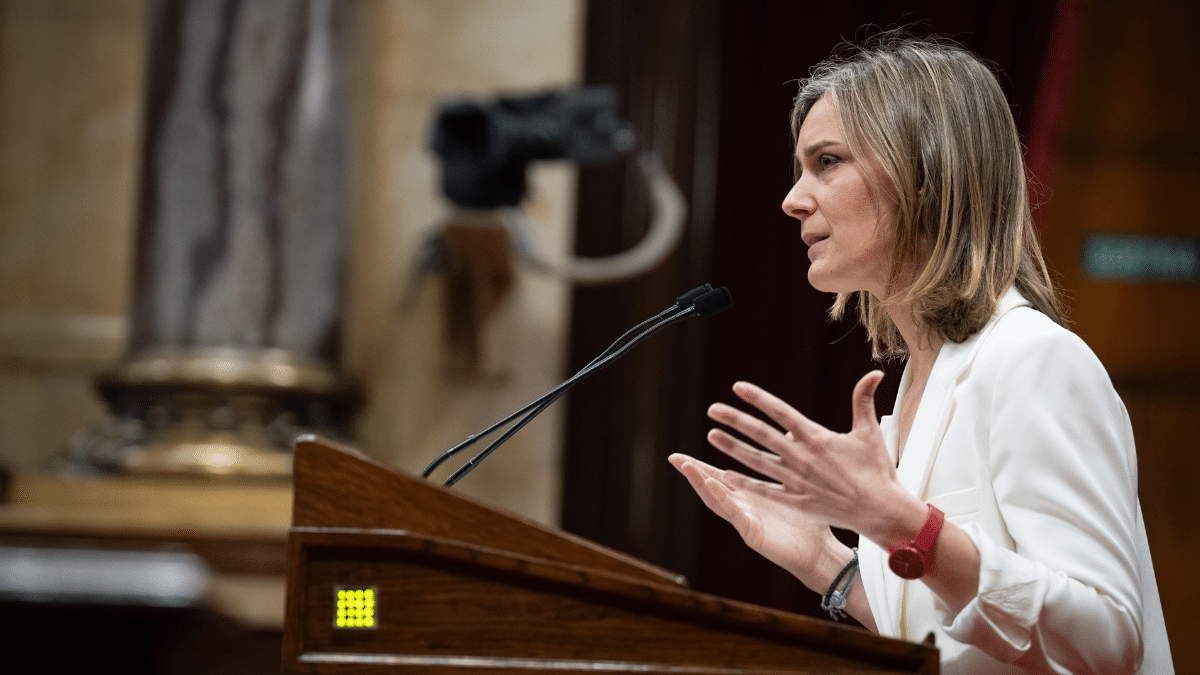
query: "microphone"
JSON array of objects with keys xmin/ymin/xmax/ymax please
[
  {"xmin": 422, "ymin": 284, "xmax": 733, "ymax": 486},
  {"xmin": 421, "ymin": 284, "xmax": 714, "ymax": 481}
]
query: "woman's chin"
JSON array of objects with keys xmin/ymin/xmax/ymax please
[
  {"xmin": 807, "ymin": 266, "xmax": 881, "ymax": 296},
  {"xmin": 806, "ymin": 268, "xmax": 842, "ymax": 294}
]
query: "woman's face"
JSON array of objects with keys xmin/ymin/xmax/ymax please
[{"xmin": 782, "ymin": 95, "xmax": 895, "ymax": 298}]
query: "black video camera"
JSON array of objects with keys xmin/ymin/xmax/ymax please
[{"xmin": 431, "ymin": 87, "xmax": 636, "ymax": 208}]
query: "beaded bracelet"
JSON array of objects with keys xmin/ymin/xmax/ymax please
[{"xmin": 820, "ymin": 547, "xmax": 859, "ymax": 620}]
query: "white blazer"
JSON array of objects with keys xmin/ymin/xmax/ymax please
[{"xmin": 858, "ymin": 288, "xmax": 1173, "ymax": 674}]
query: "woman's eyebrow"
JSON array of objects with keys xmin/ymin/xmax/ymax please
[{"xmin": 798, "ymin": 140, "xmax": 838, "ymax": 159}]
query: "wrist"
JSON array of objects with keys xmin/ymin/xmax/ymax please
[
  {"xmin": 801, "ymin": 534, "xmax": 854, "ymax": 593},
  {"xmin": 820, "ymin": 547, "xmax": 860, "ymax": 620},
  {"xmin": 861, "ymin": 491, "xmax": 931, "ymax": 552}
]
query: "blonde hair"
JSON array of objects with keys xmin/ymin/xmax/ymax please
[{"xmin": 791, "ymin": 34, "xmax": 1063, "ymax": 359}]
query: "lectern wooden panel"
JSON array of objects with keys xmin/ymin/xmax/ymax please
[{"xmin": 282, "ymin": 436, "xmax": 939, "ymax": 674}]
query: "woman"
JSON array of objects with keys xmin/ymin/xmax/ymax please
[{"xmin": 669, "ymin": 36, "xmax": 1173, "ymax": 674}]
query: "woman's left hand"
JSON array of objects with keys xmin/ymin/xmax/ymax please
[{"xmin": 706, "ymin": 370, "xmax": 919, "ymax": 545}]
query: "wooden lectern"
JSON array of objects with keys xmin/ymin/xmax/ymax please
[{"xmin": 282, "ymin": 436, "xmax": 939, "ymax": 674}]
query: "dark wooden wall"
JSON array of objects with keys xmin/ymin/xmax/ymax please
[
  {"xmin": 1038, "ymin": 1, "xmax": 1200, "ymax": 671},
  {"xmin": 560, "ymin": 0, "xmax": 724, "ymax": 586}
]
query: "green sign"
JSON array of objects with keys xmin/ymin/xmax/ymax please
[{"xmin": 1082, "ymin": 234, "xmax": 1200, "ymax": 282}]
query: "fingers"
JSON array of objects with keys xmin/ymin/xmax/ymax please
[
  {"xmin": 668, "ymin": 454, "xmax": 741, "ymax": 522},
  {"xmin": 851, "ymin": 370, "xmax": 885, "ymax": 433},
  {"xmin": 706, "ymin": 427, "xmax": 797, "ymax": 486},
  {"xmin": 712, "ymin": 374, "xmax": 884, "ymax": 448},
  {"xmin": 706, "ymin": 381, "xmax": 825, "ymax": 481},
  {"xmin": 668, "ymin": 452, "xmax": 721, "ymax": 481},
  {"xmin": 726, "ymin": 381, "xmax": 825, "ymax": 443},
  {"xmin": 670, "ymin": 453, "xmax": 788, "ymax": 494},
  {"xmin": 707, "ymin": 402, "xmax": 787, "ymax": 452}
]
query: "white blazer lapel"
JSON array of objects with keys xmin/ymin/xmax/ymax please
[
  {"xmin": 894, "ymin": 345, "xmax": 965, "ymax": 500},
  {"xmin": 860, "ymin": 386, "xmax": 906, "ymax": 636},
  {"xmin": 896, "ymin": 287, "xmax": 1032, "ymax": 501},
  {"xmin": 875, "ymin": 287, "xmax": 1033, "ymax": 635}
]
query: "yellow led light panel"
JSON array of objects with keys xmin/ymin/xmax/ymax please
[{"xmin": 335, "ymin": 587, "xmax": 377, "ymax": 629}]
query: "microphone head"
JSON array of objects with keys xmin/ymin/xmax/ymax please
[
  {"xmin": 675, "ymin": 284, "xmax": 713, "ymax": 308},
  {"xmin": 692, "ymin": 286, "xmax": 733, "ymax": 317}
]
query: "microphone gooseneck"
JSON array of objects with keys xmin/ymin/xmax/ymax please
[
  {"xmin": 419, "ymin": 284, "xmax": 713, "ymax": 480},
  {"xmin": 422, "ymin": 284, "xmax": 732, "ymax": 486}
]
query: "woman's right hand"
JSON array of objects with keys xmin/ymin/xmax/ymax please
[{"xmin": 667, "ymin": 453, "xmax": 846, "ymax": 592}]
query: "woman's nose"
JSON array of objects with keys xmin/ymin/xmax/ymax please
[{"xmin": 782, "ymin": 179, "xmax": 814, "ymax": 220}]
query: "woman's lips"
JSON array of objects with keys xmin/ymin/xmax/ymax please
[
  {"xmin": 802, "ymin": 231, "xmax": 828, "ymax": 247},
  {"xmin": 806, "ymin": 236, "xmax": 827, "ymax": 260}
]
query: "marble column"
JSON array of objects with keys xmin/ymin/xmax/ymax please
[{"xmin": 79, "ymin": 0, "xmax": 357, "ymax": 477}]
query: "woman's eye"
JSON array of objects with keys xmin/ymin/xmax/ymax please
[{"xmin": 818, "ymin": 154, "xmax": 839, "ymax": 170}]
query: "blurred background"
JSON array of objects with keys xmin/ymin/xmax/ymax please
[{"xmin": 0, "ymin": 0, "xmax": 1196, "ymax": 672}]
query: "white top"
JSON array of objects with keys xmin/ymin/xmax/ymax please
[{"xmin": 859, "ymin": 288, "xmax": 1174, "ymax": 674}]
